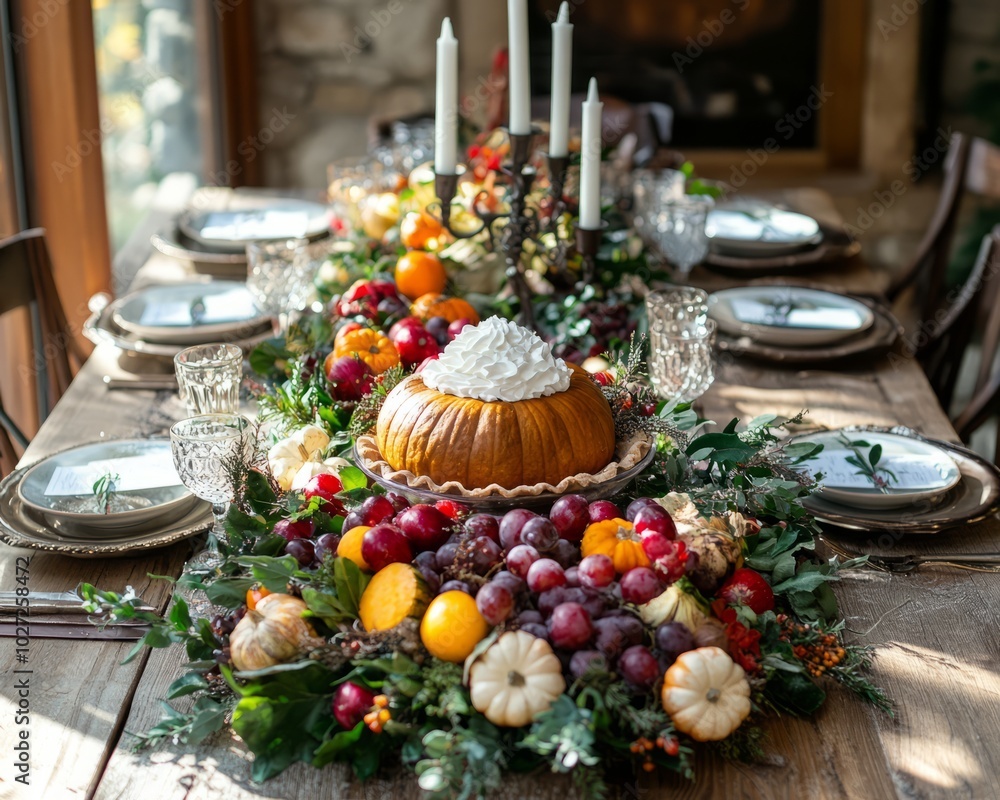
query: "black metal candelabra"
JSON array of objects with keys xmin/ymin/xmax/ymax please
[{"xmin": 432, "ymin": 128, "xmax": 587, "ymax": 332}]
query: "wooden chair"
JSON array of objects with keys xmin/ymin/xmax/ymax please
[
  {"xmin": 914, "ymin": 224, "xmax": 1000, "ymax": 418},
  {"xmin": 0, "ymin": 228, "xmax": 84, "ymax": 475},
  {"xmin": 888, "ymin": 134, "xmax": 1000, "ymax": 318},
  {"xmin": 953, "ymin": 228, "xmax": 1000, "ymax": 461},
  {"xmin": 886, "ymin": 132, "xmax": 972, "ymax": 319}
]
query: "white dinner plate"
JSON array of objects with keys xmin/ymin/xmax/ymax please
[
  {"xmin": 707, "ymin": 203, "xmax": 823, "ymax": 257},
  {"xmin": 709, "ymin": 286, "xmax": 875, "ymax": 347},
  {"xmin": 110, "ymin": 282, "xmax": 270, "ymax": 345},
  {"xmin": 17, "ymin": 439, "xmax": 198, "ymax": 535},
  {"xmin": 178, "ymin": 199, "xmax": 330, "ymax": 252},
  {"xmin": 788, "ymin": 430, "xmax": 963, "ymax": 510}
]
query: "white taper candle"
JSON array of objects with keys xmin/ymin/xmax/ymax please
[
  {"xmin": 579, "ymin": 77, "xmax": 603, "ymax": 230},
  {"xmin": 435, "ymin": 17, "xmax": 459, "ymax": 174},
  {"xmin": 549, "ymin": 2, "xmax": 573, "ymax": 157},
  {"xmin": 507, "ymin": 0, "xmax": 532, "ymax": 135}
]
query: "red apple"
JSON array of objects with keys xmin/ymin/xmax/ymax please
[
  {"xmin": 359, "ymin": 495, "xmax": 396, "ymax": 526},
  {"xmin": 388, "ymin": 316, "xmax": 427, "ymax": 342},
  {"xmin": 331, "ymin": 681, "xmax": 376, "ymax": 729},
  {"xmin": 361, "ymin": 523, "xmax": 412, "ymax": 571},
  {"xmin": 369, "ymin": 278, "xmax": 398, "ymax": 301},
  {"xmin": 393, "ymin": 324, "xmax": 440, "ymax": 367},
  {"xmin": 434, "ymin": 499, "xmax": 468, "ymax": 520},
  {"xmin": 336, "ymin": 280, "xmax": 381, "ymax": 318},
  {"xmin": 273, "ymin": 518, "xmax": 314, "ymax": 542},
  {"xmin": 303, "ymin": 473, "xmax": 345, "ymax": 516},
  {"xmin": 326, "ymin": 356, "xmax": 374, "ymax": 401},
  {"xmin": 395, "ymin": 504, "xmax": 454, "ymax": 551}
]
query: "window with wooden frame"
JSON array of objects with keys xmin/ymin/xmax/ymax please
[{"xmin": 0, "ymin": 0, "xmax": 258, "ymax": 442}]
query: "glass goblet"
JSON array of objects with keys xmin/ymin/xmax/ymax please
[
  {"xmin": 246, "ymin": 238, "xmax": 315, "ymax": 334},
  {"xmin": 645, "ymin": 287, "xmax": 709, "ymax": 334},
  {"xmin": 174, "ymin": 343, "xmax": 243, "ymax": 415},
  {"xmin": 170, "ymin": 414, "xmax": 250, "ymax": 570},
  {"xmin": 653, "ymin": 194, "xmax": 714, "ymax": 278},
  {"xmin": 648, "ymin": 319, "xmax": 717, "ymax": 404}
]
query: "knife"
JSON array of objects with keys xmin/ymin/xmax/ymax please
[
  {"xmin": 0, "ymin": 622, "xmax": 148, "ymax": 640},
  {"xmin": 103, "ymin": 377, "xmax": 178, "ymax": 391},
  {"xmin": 0, "ymin": 591, "xmax": 156, "ymax": 615}
]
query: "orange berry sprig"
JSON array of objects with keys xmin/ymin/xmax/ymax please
[
  {"xmin": 629, "ymin": 733, "xmax": 681, "ymax": 771},
  {"xmin": 777, "ymin": 614, "xmax": 848, "ymax": 678},
  {"xmin": 363, "ymin": 695, "xmax": 392, "ymax": 733}
]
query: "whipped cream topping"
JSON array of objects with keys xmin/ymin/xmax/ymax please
[{"xmin": 421, "ymin": 316, "xmax": 572, "ymax": 402}]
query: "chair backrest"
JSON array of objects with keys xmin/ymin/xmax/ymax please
[
  {"xmin": 918, "ymin": 224, "xmax": 1000, "ymax": 412},
  {"xmin": 0, "ymin": 228, "xmax": 82, "ymax": 422},
  {"xmin": 886, "ymin": 132, "xmax": 971, "ymax": 314}
]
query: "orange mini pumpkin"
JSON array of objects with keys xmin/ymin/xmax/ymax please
[
  {"xmin": 375, "ymin": 365, "xmax": 614, "ymax": 490},
  {"xmin": 333, "ymin": 327, "xmax": 400, "ymax": 374},
  {"xmin": 410, "ymin": 293, "xmax": 480, "ymax": 325},
  {"xmin": 581, "ymin": 518, "xmax": 651, "ymax": 573}
]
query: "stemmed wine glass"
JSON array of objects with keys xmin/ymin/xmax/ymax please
[
  {"xmin": 246, "ymin": 238, "xmax": 316, "ymax": 334},
  {"xmin": 169, "ymin": 414, "xmax": 250, "ymax": 572},
  {"xmin": 652, "ymin": 194, "xmax": 714, "ymax": 279}
]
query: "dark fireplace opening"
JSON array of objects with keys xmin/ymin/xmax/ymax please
[{"xmin": 528, "ymin": 0, "xmax": 823, "ymax": 150}]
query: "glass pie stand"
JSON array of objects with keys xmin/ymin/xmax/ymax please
[{"xmin": 353, "ymin": 433, "xmax": 655, "ymax": 514}]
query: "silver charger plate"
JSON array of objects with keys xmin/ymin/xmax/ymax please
[
  {"xmin": 178, "ymin": 198, "xmax": 330, "ymax": 253},
  {"xmin": 17, "ymin": 439, "xmax": 199, "ymax": 536},
  {"xmin": 109, "ymin": 281, "xmax": 270, "ymax": 345},
  {"xmin": 707, "ymin": 203, "xmax": 823, "ymax": 257},
  {"xmin": 786, "ymin": 430, "xmax": 962, "ymax": 510},
  {"xmin": 709, "ymin": 286, "xmax": 875, "ymax": 347},
  {"xmin": 714, "ymin": 295, "xmax": 902, "ymax": 366},
  {"xmin": 0, "ymin": 466, "xmax": 211, "ymax": 557},
  {"xmin": 85, "ymin": 297, "xmax": 274, "ymax": 359},
  {"xmin": 794, "ymin": 430, "xmax": 1000, "ymax": 534},
  {"xmin": 151, "ymin": 228, "xmax": 249, "ymax": 268}
]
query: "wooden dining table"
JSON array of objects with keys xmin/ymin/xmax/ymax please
[{"xmin": 3, "ymin": 194, "xmax": 1000, "ymax": 800}]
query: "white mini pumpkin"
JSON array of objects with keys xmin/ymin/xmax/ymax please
[
  {"xmin": 661, "ymin": 646, "xmax": 751, "ymax": 741},
  {"xmin": 267, "ymin": 425, "xmax": 332, "ymax": 491},
  {"xmin": 468, "ymin": 631, "xmax": 566, "ymax": 727}
]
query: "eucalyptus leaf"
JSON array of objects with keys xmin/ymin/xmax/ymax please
[{"xmin": 167, "ymin": 672, "xmax": 209, "ymax": 699}]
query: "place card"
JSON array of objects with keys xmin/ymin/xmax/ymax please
[
  {"xmin": 200, "ymin": 210, "xmax": 309, "ymax": 242},
  {"xmin": 44, "ymin": 453, "xmax": 183, "ymax": 497},
  {"xmin": 811, "ymin": 450, "xmax": 953, "ymax": 491},
  {"xmin": 138, "ymin": 288, "xmax": 256, "ymax": 327},
  {"xmin": 731, "ymin": 298, "xmax": 862, "ymax": 330}
]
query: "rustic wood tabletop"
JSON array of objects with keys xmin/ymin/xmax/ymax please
[{"xmin": 3, "ymin": 197, "xmax": 998, "ymax": 800}]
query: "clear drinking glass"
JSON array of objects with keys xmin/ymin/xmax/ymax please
[
  {"xmin": 645, "ymin": 287, "xmax": 710, "ymax": 334},
  {"xmin": 170, "ymin": 414, "xmax": 250, "ymax": 569},
  {"xmin": 631, "ymin": 168, "xmax": 686, "ymax": 248},
  {"xmin": 648, "ymin": 319, "xmax": 717, "ymax": 403},
  {"xmin": 174, "ymin": 344, "xmax": 243, "ymax": 415},
  {"xmin": 653, "ymin": 195, "xmax": 714, "ymax": 278},
  {"xmin": 246, "ymin": 238, "xmax": 315, "ymax": 333}
]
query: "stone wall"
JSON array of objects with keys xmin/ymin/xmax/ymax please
[
  {"xmin": 253, "ymin": 0, "xmax": 1000, "ymax": 189},
  {"xmin": 254, "ymin": 0, "xmax": 447, "ymax": 188}
]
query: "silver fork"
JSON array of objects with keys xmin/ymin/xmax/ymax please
[{"xmin": 819, "ymin": 535, "xmax": 1000, "ymax": 574}]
